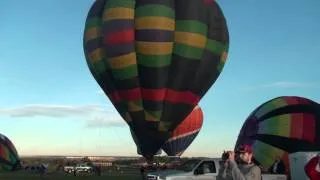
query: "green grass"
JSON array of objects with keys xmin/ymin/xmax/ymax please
[{"xmin": 0, "ymin": 170, "xmax": 142, "ymax": 180}]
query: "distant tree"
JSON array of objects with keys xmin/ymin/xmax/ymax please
[
  {"xmin": 156, "ymin": 156, "xmax": 170, "ymax": 164},
  {"xmin": 82, "ymin": 156, "xmax": 93, "ymax": 166}
]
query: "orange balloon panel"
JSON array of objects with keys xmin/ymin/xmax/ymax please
[{"xmin": 162, "ymin": 106, "xmax": 203, "ymax": 156}]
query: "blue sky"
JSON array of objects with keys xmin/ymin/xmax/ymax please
[{"xmin": 0, "ymin": 0, "xmax": 319, "ymax": 157}]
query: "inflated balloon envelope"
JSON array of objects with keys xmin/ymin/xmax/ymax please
[
  {"xmin": 235, "ymin": 96, "xmax": 320, "ymax": 171},
  {"xmin": 130, "ymin": 129, "xmax": 162, "ymax": 158},
  {"xmin": 83, "ymin": 0, "xmax": 229, "ymax": 157},
  {"xmin": 0, "ymin": 133, "xmax": 20, "ymax": 171},
  {"xmin": 162, "ymin": 105, "xmax": 204, "ymax": 157}
]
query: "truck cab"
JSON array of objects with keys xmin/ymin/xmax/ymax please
[
  {"xmin": 146, "ymin": 158, "xmax": 220, "ymax": 180},
  {"xmin": 74, "ymin": 163, "xmax": 93, "ymax": 173}
]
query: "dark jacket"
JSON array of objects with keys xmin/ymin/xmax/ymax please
[
  {"xmin": 268, "ymin": 160, "xmax": 285, "ymax": 174},
  {"xmin": 218, "ymin": 160, "xmax": 261, "ymax": 180}
]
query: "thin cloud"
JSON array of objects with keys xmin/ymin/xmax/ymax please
[
  {"xmin": 86, "ymin": 117, "xmax": 126, "ymax": 128},
  {"xmin": 0, "ymin": 104, "xmax": 113, "ymax": 117},
  {"xmin": 0, "ymin": 104, "xmax": 126, "ymax": 128},
  {"xmin": 241, "ymin": 81, "xmax": 318, "ymax": 91},
  {"xmin": 265, "ymin": 82, "xmax": 314, "ymax": 88},
  {"xmin": 0, "ymin": 77, "xmax": 25, "ymax": 85}
]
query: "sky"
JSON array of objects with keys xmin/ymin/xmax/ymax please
[{"xmin": 0, "ymin": 0, "xmax": 319, "ymax": 157}]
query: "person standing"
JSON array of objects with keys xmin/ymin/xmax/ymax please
[
  {"xmin": 217, "ymin": 156, "xmax": 233, "ymax": 180},
  {"xmin": 268, "ymin": 156, "xmax": 286, "ymax": 174},
  {"xmin": 140, "ymin": 166, "xmax": 146, "ymax": 180},
  {"xmin": 217, "ymin": 144, "xmax": 261, "ymax": 180}
]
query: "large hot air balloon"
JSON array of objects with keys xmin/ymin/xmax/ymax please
[
  {"xmin": 0, "ymin": 133, "xmax": 20, "ymax": 171},
  {"xmin": 162, "ymin": 105, "xmax": 203, "ymax": 156},
  {"xmin": 130, "ymin": 129, "xmax": 162, "ymax": 158},
  {"xmin": 83, "ymin": 0, "xmax": 229, "ymax": 157},
  {"xmin": 235, "ymin": 96, "xmax": 320, "ymax": 172}
]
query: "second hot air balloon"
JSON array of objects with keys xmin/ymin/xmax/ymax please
[
  {"xmin": 162, "ymin": 105, "xmax": 203, "ymax": 156},
  {"xmin": 0, "ymin": 133, "xmax": 20, "ymax": 171},
  {"xmin": 235, "ymin": 96, "xmax": 320, "ymax": 172}
]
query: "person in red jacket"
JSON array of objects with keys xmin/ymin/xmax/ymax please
[{"xmin": 304, "ymin": 153, "xmax": 320, "ymax": 180}]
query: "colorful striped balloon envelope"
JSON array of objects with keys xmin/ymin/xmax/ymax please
[
  {"xmin": 83, "ymin": 0, "xmax": 229, "ymax": 157},
  {"xmin": 162, "ymin": 105, "xmax": 203, "ymax": 156},
  {"xmin": 235, "ymin": 96, "xmax": 320, "ymax": 173},
  {"xmin": 0, "ymin": 133, "xmax": 20, "ymax": 171}
]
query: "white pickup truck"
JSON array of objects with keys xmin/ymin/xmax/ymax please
[
  {"xmin": 74, "ymin": 163, "xmax": 93, "ymax": 173},
  {"xmin": 146, "ymin": 158, "xmax": 287, "ymax": 180},
  {"xmin": 64, "ymin": 165, "xmax": 75, "ymax": 173}
]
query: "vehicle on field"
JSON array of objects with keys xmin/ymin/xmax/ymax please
[{"xmin": 146, "ymin": 158, "xmax": 287, "ymax": 180}]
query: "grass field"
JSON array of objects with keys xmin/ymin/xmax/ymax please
[{"xmin": 0, "ymin": 168, "xmax": 143, "ymax": 180}]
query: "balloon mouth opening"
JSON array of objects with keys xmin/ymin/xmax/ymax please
[{"xmin": 133, "ymin": 129, "xmax": 170, "ymax": 158}]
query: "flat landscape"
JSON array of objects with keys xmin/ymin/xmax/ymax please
[{"xmin": 0, "ymin": 168, "xmax": 142, "ymax": 180}]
